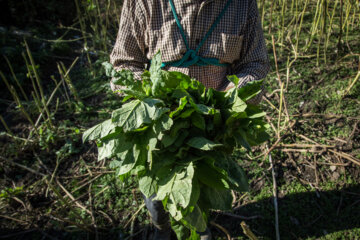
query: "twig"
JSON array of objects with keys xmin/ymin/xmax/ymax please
[
  {"xmin": 54, "ymin": 190, "xmax": 89, "ymax": 213},
  {"xmin": 291, "ymin": 113, "xmax": 360, "ymax": 121},
  {"xmin": 0, "ymin": 214, "xmax": 29, "ymax": 225},
  {"xmin": 263, "ymin": 95, "xmax": 280, "ymax": 113},
  {"xmin": 346, "ymin": 120, "xmax": 359, "ymax": 143},
  {"xmin": 268, "ymin": 150, "xmax": 280, "ymax": 240},
  {"xmin": 81, "ymin": 157, "xmax": 93, "ymax": 177},
  {"xmin": 276, "ymin": 143, "xmax": 335, "ymax": 148},
  {"xmin": 328, "ymin": 150, "xmax": 360, "ymax": 167},
  {"xmin": 0, "ymin": 132, "xmax": 34, "ymax": 142},
  {"xmin": 297, "ymin": 134, "xmax": 317, "ymax": 144},
  {"xmin": 71, "ymin": 173, "xmax": 103, "ymax": 194},
  {"xmin": 213, "ymin": 211, "xmax": 261, "ymax": 220},
  {"xmin": 266, "ymin": 115, "xmax": 278, "ymax": 133},
  {"xmin": 314, "ymin": 157, "xmax": 319, "ymax": 187},
  {"xmin": 263, "ymin": 120, "xmax": 296, "ymax": 162},
  {"xmin": 89, "ymin": 184, "xmax": 99, "ymax": 240},
  {"xmin": 279, "ymin": 148, "xmax": 323, "ymax": 153},
  {"xmin": 210, "ymin": 221, "xmax": 231, "ymax": 240},
  {"xmin": 59, "ymin": 171, "xmax": 114, "ymax": 179},
  {"xmin": 124, "ymin": 203, "xmax": 145, "ymax": 229},
  {"xmin": 132, "ymin": 189, "xmax": 139, "ymax": 206},
  {"xmin": 271, "ymin": 35, "xmax": 282, "ymax": 87},
  {"xmin": 94, "ymin": 186, "xmax": 110, "ymax": 198},
  {"xmin": 55, "ymin": 179, "xmax": 92, "ymax": 215},
  {"xmin": 12, "ymin": 196, "xmax": 28, "ymax": 211},
  {"xmin": 0, "ymin": 156, "xmax": 45, "ymax": 177},
  {"xmin": 98, "ymin": 210, "xmax": 114, "ymax": 226},
  {"xmin": 240, "ymin": 221, "xmax": 258, "ymax": 240},
  {"xmin": 47, "ymin": 157, "xmax": 62, "ymax": 196},
  {"xmin": 0, "ymin": 116, "xmax": 13, "ymax": 135},
  {"xmin": 316, "ymin": 162, "xmax": 349, "ymax": 166}
]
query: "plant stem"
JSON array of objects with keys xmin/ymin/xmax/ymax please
[
  {"xmin": 24, "ymin": 40, "xmax": 53, "ymax": 128},
  {"xmin": 0, "ymin": 115, "xmax": 13, "ymax": 135},
  {"xmin": 3, "ymin": 55, "xmax": 29, "ymax": 101}
]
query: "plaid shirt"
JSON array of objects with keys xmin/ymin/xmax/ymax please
[{"xmin": 110, "ymin": 0, "xmax": 270, "ymax": 104}]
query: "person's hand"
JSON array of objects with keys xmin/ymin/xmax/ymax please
[{"xmin": 223, "ymin": 82, "xmax": 236, "ymax": 92}]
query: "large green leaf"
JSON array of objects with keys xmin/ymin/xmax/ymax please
[
  {"xmin": 112, "ymin": 99, "xmax": 167, "ymax": 132},
  {"xmin": 151, "ymin": 152, "xmax": 176, "ymax": 173},
  {"xmin": 170, "ymin": 120, "xmax": 190, "ymax": 137},
  {"xmin": 171, "ymin": 218, "xmax": 189, "ymax": 240},
  {"xmin": 102, "ymin": 62, "xmax": 143, "ymax": 92},
  {"xmin": 245, "ymin": 129, "xmax": 270, "ymax": 146},
  {"xmin": 160, "ymin": 120, "xmax": 190, "ymax": 148},
  {"xmin": 190, "ymin": 100, "xmax": 215, "ymax": 115},
  {"xmin": 156, "ymin": 163, "xmax": 195, "ymax": 209},
  {"xmin": 147, "ymin": 136, "xmax": 158, "ymax": 169},
  {"xmin": 226, "ymin": 160, "xmax": 249, "ymax": 192},
  {"xmin": 200, "ymin": 186, "xmax": 233, "ymax": 211},
  {"xmin": 166, "ymin": 195, "xmax": 183, "ymax": 221},
  {"xmin": 150, "ymin": 52, "xmax": 164, "ymax": 96},
  {"xmin": 237, "ymin": 79, "xmax": 263, "ymax": 101},
  {"xmin": 191, "ymin": 112, "xmax": 205, "ymax": 130},
  {"xmin": 187, "ymin": 137, "xmax": 222, "ymax": 151},
  {"xmin": 174, "ymin": 130, "xmax": 189, "ymax": 148},
  {"xmin": 169, "ymin": 97, "xmax": 188, "ymax": 118},
  {"xmin": 161, "ymin": 71, "xmax": 191, "ymax": 90},
  {"xmin": 171, "ymin": 162, "xmax": 195, "ymax": 208},
  {"xmin": 153, "ymin": 114, "xmax": 173, "ymax": 134},
  {"xmin": 139, "ymin": 173, "xmax": 157, "ymax": 198},
  {"xmin": 233, "ymin": 130, "xmax": 252, "ymax": 151},
  {"xmin": 96, "ymin": 131, "xmax": 132, "ymax": 161},
  {"xmin": 82, "ymin": 119, "xmax": 116, "ymax": 142},
  {"xmin": 231, "ymin": 95, "xmax": 247, "ymax": 113},
  {"xmin": 117, "ymin": 144, "xmax": 145, "ymax": 175},
  {"xmin": 195, "ymin": 160, "xmax": 229, "ymax": 189},
  {"xmin": 161, "ymin": 133, "xmax": 179, "ymax": 148},
  {"xmin": 98, "ymin": 139, "xmax": 118, "ymax": 161},
  {"xmin": 183, "ymin": 204, "xmax": 207, "ymax": 232}
]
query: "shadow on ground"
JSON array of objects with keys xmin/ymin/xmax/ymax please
[
  {"xmin": 0, "ymin": 185, "xmax": 359, "ymax": 240},
  {"xmin": 213, "ymin": 184, "xmax": 360, "ymax": 239}
]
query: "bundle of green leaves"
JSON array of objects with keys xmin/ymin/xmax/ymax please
[{"xmin": 83, "ymin": 52, "xmax": 269, "ymax": 238}]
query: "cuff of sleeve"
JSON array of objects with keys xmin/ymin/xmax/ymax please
[
  {"xmin": 110, "ymin": 81, "xmax": 126, "ymax": 96},
  {"xmin": 223, "ymin": 81, "xmax": 235, "ymax": 91}
]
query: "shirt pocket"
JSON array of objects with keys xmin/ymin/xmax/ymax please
[
  {"xmin": 205, "ymin": 33, "xmax": 244, "ymax": 64},
  {"xmin": 147, "ymin": 21, "xmax": 187, "ymax": 63}
]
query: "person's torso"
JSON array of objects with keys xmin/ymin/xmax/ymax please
[{"xmin": 141, "ymin": 0, "xmax": 253, "ymax": 90}]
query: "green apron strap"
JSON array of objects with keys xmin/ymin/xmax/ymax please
[{"xmin": 162, "ymin": 0, "xmax": 233, "ymax": 68}]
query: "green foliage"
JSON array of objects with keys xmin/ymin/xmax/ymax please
[
  {"xmin": 83, "ymin": 52, "xmax": 269, "ymax": 238},
  {"xmin": 0, "ymin": 186, "xmax": 23, "ymax": 200}
]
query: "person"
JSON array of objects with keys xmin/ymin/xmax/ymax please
[{"xmin": 110, "ymin": 0, "xmax": 270, "ymax": 239}]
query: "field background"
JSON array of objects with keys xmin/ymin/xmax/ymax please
[{"xmin": 0, "ymin": 0, "xmax": 359, "ymax": 239}]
